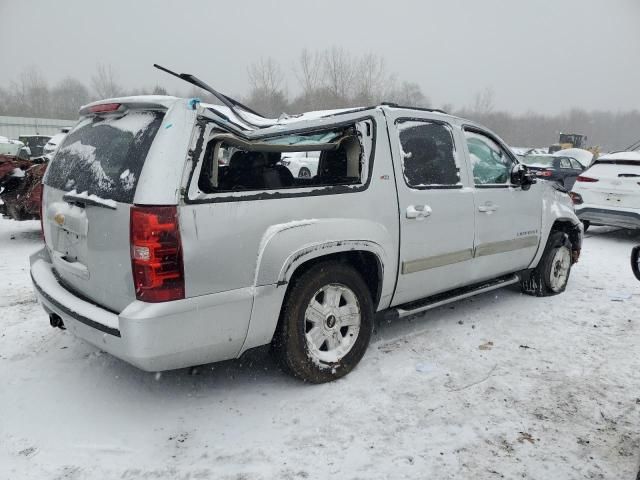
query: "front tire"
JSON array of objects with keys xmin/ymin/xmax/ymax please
[
  {"xmin": 522, "ymin": 231, "xmax": 573, "ymax": 296},
  {"xmin": 272, "ymin": 262, "xmax": 374, "ymax": 383}
]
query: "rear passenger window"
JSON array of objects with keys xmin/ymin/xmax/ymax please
[
  {"xmin": 397, "ymin": 120, "xmax": 460, "ymax": 187},
  {"xmin": 570, "ymin": 158, "xmax": 582, "ymax": 170},
  {"xmin": 464, "ymin": 130, "xmax": 513, "ymax": 185},
  {"xmin": 195, "ymin": 124, "xmax": 368, "ymax": 194},
  {"xmin": 559, "ymin": 157, "xmax": 571, "ymax": 169}
]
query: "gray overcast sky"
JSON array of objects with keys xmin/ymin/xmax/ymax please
[{"xmin": 1, "ymin": 0, "xmax": 639, "ymax": 113}]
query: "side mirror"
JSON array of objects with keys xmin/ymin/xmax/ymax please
[
  {"xmin": 632, "ymin": 246, "xmax": 640, "ymax": 281},
  {"xmin": 511, "ymin": 163, "xmax": 536, "ymax": 190}
]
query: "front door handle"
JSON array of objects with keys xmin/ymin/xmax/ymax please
[
  {"xmin": 478, "ymin": 202, "xmax": 498, "ymax": 213},
  {"xmin": 406, "ymin": 204, "xmax": 432, "ymax": 220}
]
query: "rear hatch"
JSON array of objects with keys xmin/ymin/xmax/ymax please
[
  {"xmin": 576, "ymin": 160, "xmax": 640, "ymax": 210},
  {"xmin": 42, "ymin": 104, "xmax": 165, "ymax": 312}
]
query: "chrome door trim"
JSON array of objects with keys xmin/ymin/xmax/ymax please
[
  {"xmin": 402, "ymin": 248, "xmax": 474, "ymax": 274},
  {"xmin": 401, "ymin": 235, "xmax": 539, "ymax": 274},
  {"xmin": 475, "ymin": 235, "xmax": 539, "ymax": 257}
]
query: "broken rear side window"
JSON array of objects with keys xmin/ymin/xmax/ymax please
[
  {"xmin": 397, "ymin": 120, "xmax": 460, "ymax": 188},
  {"xmin": 44, "ymin": 110, "xmax": 164, "ymax": 203},
  {"xmin": 196, "ymin": 123, "xmax": 369, "ymax": 194}
]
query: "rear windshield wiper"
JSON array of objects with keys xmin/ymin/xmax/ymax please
[
  {"xmin": 63, "ymin": 191, "xmax": 117, "ymax": 210},
  {"xmin": 153, "ymin": 64, "xmax": 265, "ymax": 128}
]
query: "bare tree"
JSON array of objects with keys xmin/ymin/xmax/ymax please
[
  {"xmin": 293, "ymin": 49, "xmax": 324, "ymax": 110},
  {"xmin": 322, "ymin": 47, "xmax": 354, "ymax": 103},
  {"xmin": 152, "ymin": 85, "xmax": 168, "ymax": 96},
  {"xmin": 91, "ymin": 63, "xmax": 122, "ymax": 99},
  {"xmin": 248, "ymin": 57, "xmax": 285, "ymax": 98},
  {"xmin": 388, "ymin": 81, "xmax": 430, "ymax": 107},
  {"xmin": 7, "ymin": 67, "xmax": 51, "ymax": 117},
  {"xmin": 353, "ymin": 53, "xmax": 395, "ymax": 105},
  {"xmin": 472, "ymin": 87, "xmax": 495, "ymax": 115},
  {"xmin": 51, "ymin": 77, "xmax": 91, "ymax": 119},
  {"xmin": 295, "ymin": 49, "xmax": 323, "ymax": 95},
  {"xmin": 246, "ymin": 57, "xmax": 288, "ymax": 116}
]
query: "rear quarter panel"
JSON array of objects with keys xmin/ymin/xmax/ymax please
[
  {"xmin": 179, "ymin": 111, "xmax": 400, "ymax": 351},
  {"xmin": 134, "ymin": 100, "xmax": 197, "ymax": 205}
]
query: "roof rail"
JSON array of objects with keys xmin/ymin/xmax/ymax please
[
  {"xmin": 380, "ymin": 102, "xmax": 448, "ymax": 115},
  {"xmin": 625, "ymin": 138, "xmax": 640, "ymax": 151}
]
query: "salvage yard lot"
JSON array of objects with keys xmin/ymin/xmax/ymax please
[{"xmin": 1, "ymin": 217, "xmax": 639, "ymax": 479}]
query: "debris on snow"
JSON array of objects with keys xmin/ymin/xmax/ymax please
[{"xmin": 479, "ymin": 341, "xmax": 494, "ymax": 350}]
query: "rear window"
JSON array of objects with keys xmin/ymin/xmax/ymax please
[
  {"xmin": 44, "ymin": 110, "xmax": 164, "ymax": 203},
  {"xmin": 194, "ymin": 124, "xmax": 368, "ymax": 194},
  {"xmin": 521, "ymin": 155, "xmax": 554, "ymax": 167}
]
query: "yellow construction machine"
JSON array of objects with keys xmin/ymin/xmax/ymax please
[{"xmin": 549, "ymin": 133, "xmax": 600, "ymax": 157}]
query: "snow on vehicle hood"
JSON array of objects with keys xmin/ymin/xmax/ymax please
[{"xmin": 552, "ymin": 148, "xmax": 593, "ymax": 167}]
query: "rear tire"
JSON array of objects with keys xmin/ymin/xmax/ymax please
[
  {"xmin": 298, "ymin": 167, "xmax": 311, "ymax": 178},
  {"xmin": 521, "ymin": 231, "xmax": 573, "ymax": 296},
  {"xmin": 272, "ymin": 262, "xmax": 374, "ymax": 383},
  {"xmin": 631, "ymin": 246, "xmax": 640, "ymax": 281}
]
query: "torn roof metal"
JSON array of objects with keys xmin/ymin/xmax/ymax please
[{"xmin": 79, "ymin": 95, "xmax": 458, "ymax": 139}]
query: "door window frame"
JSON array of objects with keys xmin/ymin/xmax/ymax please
[
  {"xmin": 558, "ymin": 157, "xmax": 572, "ymax": 169},
  {"xmin": 462, "ymin": 125, "xmax": 518, "ymax": 189},
  {"xmin": 569, "ymin": 158, "xmax": 583, "ymax": 170},
  {"xmin": 395, "ymin": 117, "xmax": 463, "ymax": 190}
]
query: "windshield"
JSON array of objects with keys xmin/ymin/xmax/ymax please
[
  {"xmin": 521, "ymin": 155, "xmax": 554, "ymax": 167},
  {"xmin": 44, "ymin": 110, "xmax": 164, "ymax": 203}
]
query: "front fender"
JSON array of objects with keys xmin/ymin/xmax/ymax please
[{"xmin": 529, "ymin": 184, "xmax": 583, "ymax": 268}]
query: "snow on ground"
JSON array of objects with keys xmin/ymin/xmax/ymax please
[{"xmin": 0, "ymin": 217, "xmax": 639, "ymax": 479}]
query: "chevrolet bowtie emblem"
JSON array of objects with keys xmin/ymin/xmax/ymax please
[{"xmin": 54, "ymin": 213, "xmax": 65, "ymax": 226}]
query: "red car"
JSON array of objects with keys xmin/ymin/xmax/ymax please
[{"xmin": 0, "ymin": 153, "xmax": 46, "ymax": 220}]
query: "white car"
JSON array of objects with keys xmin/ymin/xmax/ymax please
[
  {"xmin": 42, "ymin": 130, "xmax": 69, "ymax": 159},
  {"xmin": 571, "ymin": 151, "xmax": 640, "ymax": 230},
  {"xmin": 279, "ymin": 151, "xmax": 319, "ymax": 178},
  {"xmin": 0, "ymin": 139, "xmax": 31, "ymax": 160}
]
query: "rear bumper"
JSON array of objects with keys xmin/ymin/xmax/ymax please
[
  {"xmin": 575, "ymin": 206, "xmax": 640, "ymax": 230},
  {"xmin": 30, "ymin": 248, "xmax": 253, "ymax": 371}
]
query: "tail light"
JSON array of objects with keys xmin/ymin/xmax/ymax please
[
  {"xmin": 88, "ymin": 103, "xmax": 122, "ymax": 113},
  {"xmin": 39, "ymin": 184, "xmax": 45, "ymax": 241},
  {"xmin": 569, "ymin": 192, "xmax": 583, "ymax": 205},
  {"xmin": 576, "ymin": 175, "xmax": 598, "ymax": 183},
  {"xmin": 130, "ymin": 206, "xmax": 184, "ymax": 303},
  {"xmin": 536, "ymin": 170, "xmax": 553, "ymax": 177}
]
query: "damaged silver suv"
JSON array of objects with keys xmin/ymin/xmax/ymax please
[{"xmin": 31, "ymin": 69, "xmax": 583, "ymax": 383}]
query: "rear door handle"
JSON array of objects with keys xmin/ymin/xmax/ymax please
[
  {"xmin": 478, "ymin": 203, "xmax": 498, "ymax": 213},
  {"xmin": 406, "ymin": 204, "xmax": 432, "ymax": 220}
]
